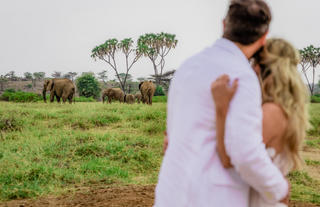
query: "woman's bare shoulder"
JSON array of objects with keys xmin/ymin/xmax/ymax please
[
  {"xmin": 262, "ymin": 102, "xmax": 288, "ymax": 146},
  {"xmin": 262, "ymin": 102, "xmax": 286, "ymax": 115}
]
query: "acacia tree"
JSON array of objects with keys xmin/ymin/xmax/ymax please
[
  {"xmin": 150, "ymin": 69, "xmax": 175, "ymax": 92},
  {"xmin": 52, "ymin": 71, "xmax": 62, "ymax": 78},
  {"xmin": 91, "ymin": 38, "xmax": 142, "ymax": 92},
  {"xmin": 5, "ymin": 71, "xmax": 18, "ymax": 81},
  {"xmin": 0, "ymin": 75, "xmax": 8, "ymax": 91},
  {"xmin": 137, "ymin": 77, "xmax": 146, "ymax": 82},
  {"xmin": 117, "ymin": 73, "xmax": 134, "ymax": 93},
  {"xmin": 63, "ymin": 72, "xmax": 77, "ymax": 81},
  {"xmin": 97, "ymin": 70, "xmax": 108, "ymax": 87},
  {"xmin": 24, "ymin": 72, "xmax": 33, "ymax": 80},
  {"xmin": 137, "ymin": 32, "xmax": 178, "ymax": 85},
  {"xmin": 300, "ymin": 45, "xmax": 320, "ymax": 95},
  {"xmin": 33, "ymin": 72, "xmax": 45, "ymax": 87}
]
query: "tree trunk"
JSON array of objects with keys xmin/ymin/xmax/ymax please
[
  {"xmin": 312, "ymin": 67, "xmax": 315, "ymax": 95},
  {"xmin": 152, "ymin": 62, "xmax": 161, "ymax": 85}
]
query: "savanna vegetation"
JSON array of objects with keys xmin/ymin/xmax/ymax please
[
  {"xmin": 0, "ymin": 101, "xmax": 166, "ymax": 201},
  {"xmin": 0, "ymin": 38, "xmax": 319, "ymax": 206},
  {"xmin": 0, "ymin": 101, "xmax": 319, "ymax": 206}
]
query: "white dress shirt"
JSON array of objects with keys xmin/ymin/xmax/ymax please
[{"xmin": 154, "ymin": 38, "xmax": 288, "ymax": 207}]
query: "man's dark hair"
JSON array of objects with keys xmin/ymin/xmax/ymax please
[{"xmin": 223, "ymin": 0, "xmax": 272, "ymax": 45}]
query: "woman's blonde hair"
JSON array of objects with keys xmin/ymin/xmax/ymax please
[{"xmin": 259, "ymin": 38, "xmax": 309, "ymax": 169}]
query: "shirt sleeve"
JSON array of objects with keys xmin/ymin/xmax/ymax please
[{"xmin": 224, "ymin": 72, "xmax": 288, "ymax": 204}]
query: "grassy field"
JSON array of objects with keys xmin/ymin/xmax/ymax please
[{"xmin": 0, "ymin": 101, "xmax": 319, "ymax": 205}]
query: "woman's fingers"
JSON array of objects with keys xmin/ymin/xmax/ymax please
[{"xmin": 230, "ymin": 79, "xmax": 239, "ymax": 97}]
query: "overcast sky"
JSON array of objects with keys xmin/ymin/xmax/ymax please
[{"xmin": 0, "ymin": 0, "xmax": 319, "ymax": 81}]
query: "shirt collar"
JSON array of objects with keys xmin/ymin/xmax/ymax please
[{"xmin": 214, "ymin": 38, "xmax": 250, "ymax": 65}]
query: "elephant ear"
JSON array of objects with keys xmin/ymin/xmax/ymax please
[
  {"xmin": 43, "ymin": 80, "xmax": 48, "ymax": 89},
  {"xmin": 47, "ymin": 79, "xmax": 54, "ymax": 91},
  {"xmin": 139, "ymin": 82, "xmax": 143, "ymax": 90}
]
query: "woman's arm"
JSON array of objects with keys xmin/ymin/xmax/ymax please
[
  {"xmin": 216, "ymin": 107, "xmax": 233, "ymax": 168},
  {"xmin": 211, "ymin": 75, "xmax": 238, "ymax": 168}
]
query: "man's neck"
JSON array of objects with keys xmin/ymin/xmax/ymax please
[{"xmin": 234, "ymin": 42, "xmax": 259, "ymax": 60}]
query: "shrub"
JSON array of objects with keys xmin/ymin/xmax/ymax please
[
  {"xmin": 154, "ymin": 85, "xmax": 165, "ymax": 96},
  {"xmin": 1, "ymin": 91, "xmax": 41, "ymax": 102},
  {"xmin": 0, "ymin": 115, "xmax": 23, "ymax": 132},
  {"xmin": 76, "ymin": 73, "xmax": 101, "ymax": 99},
  {"xmin": 26, "ymin": 84, "xmax": 33, "ymax": 89},
  {"xmin": 311, "ymin": 96, "xmax": 320, "ymax": 103},
  {"xmin": 4, "ymin": 88, "xmax": 16, "ymax": 93},
  {"xmin": 152, "ymin": 96, "xmax": 167, "ymax": 103}
]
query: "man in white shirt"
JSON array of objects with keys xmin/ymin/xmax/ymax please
[{"xmin": 154, "ymin": 0, "xmax": 289, "ymax": 206}]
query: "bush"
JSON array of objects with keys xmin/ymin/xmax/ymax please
[
  {"xmin": 154, "ymin": 85, "xmax": 165, "ymax": 96},
  {"xmin": 0, "ymin": 91, "xmax": 41, "ymax": 102},
  {"xmin": 311, "ymin": 96, "xmax": 320, "ymax": 103},
  {"xmin": 26, "ymin": 84, "xmax": 33, "ymax": 89},
  {"xmin": 4, "ymin": 88, "xmax": 16, "ymax": 93},
  {"xmin": 152, "ymin": 96, "xmax": 167, "ymax": 103},
  {"xmin": 76, "ymin": 73, "xmax": 101, "ymax": 99}
]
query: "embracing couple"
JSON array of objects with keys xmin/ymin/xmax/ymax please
[{"xmin": 154, "ymin": 0, "xmax": 309, "ymax": 207}]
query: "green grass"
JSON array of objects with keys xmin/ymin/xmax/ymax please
[
  {"xmin": 305, "ymin": 159, "xmax": 320, "ymax": 166},
  {"xmin": 308, "ymin": 103, "xmax": 320, "ymax": 140},
  {"xmin": 0, "ymin": 102, "xmax": 319, "ymax": 206},
  {"xmin": 289, "ymin": 171, "xmax": 320, "ymax": 204},
  {"xmin": 152, "ymin": 96, "xmax": 167, "ymax": 103},
  {"xmin": 0, "ymin": 102, "xmax": 166, "ymax": 200}
]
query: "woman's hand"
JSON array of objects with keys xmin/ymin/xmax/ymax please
[
  {"xmin": 211, "ymin": 75, "xmax": 238, "ymax": 116},
  {"xmin": 211, "ymin": 75, "xmax": 238, "ymax": 169}
]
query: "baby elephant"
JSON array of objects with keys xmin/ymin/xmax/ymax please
[
  {"xmin": 102, "ymin": 88, "xmax": 125, "ymax": 104},
  {"xmin": 135, "ymin": 93, "xmax": 142, "ymax": 104},
  {"xmin": 124, "ymin": 94, "xmax": 135, "ymax": 104}
]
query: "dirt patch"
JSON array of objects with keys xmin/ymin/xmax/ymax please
[
  {"xmin": 301, "ymin": 149, "xmax": 320, "ymax": 181},
  {"xmin": 301, "ymin": 149, "xmax": 320, "ymax": 162},
  {"xmin": 0, "ymin": 185, "xmax": 155, "ymax": 207},
  {"xmin": 1, "ymin": 185, "xmax": 318, "ymax": 207},
  {"xmin": 290, "ymin": 201, "xmax": 320, "ymax": 207}
]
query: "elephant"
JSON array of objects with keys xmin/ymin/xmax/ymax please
[
  {"xmin": 124, "ymin": 94, "xmax": 135, "ymax": 104},
  {"xmin": 43, "ymin": 78, "xmax": 75, "ymax": 104},
  {"xmin": 135, "ymin": 93, "xmax": 142, "ymax": 104},
  {"xmin": 139, "ymin": 81, "xmax": 156, "ymax": 105},
  {"xmin": 102, "ymin": 88, "xmax": 125, "ymax": 103}
]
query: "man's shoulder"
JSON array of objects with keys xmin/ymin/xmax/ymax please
[{"xmin": 175, "ymin": 48, "xmax": 251, "ymax": 83}]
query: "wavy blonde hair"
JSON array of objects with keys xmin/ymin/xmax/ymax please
[{"xmin": 258, "ymin": 38, "xmax": 309, "ymax": 169}]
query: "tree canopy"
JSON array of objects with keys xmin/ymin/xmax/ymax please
[
  {"xmin": 91, "ymin": 38, "xmax": 142, "ymax": 93},
  {"xmin": 299, "ymin": 45, "xmax": 320, "ymax": 95},
  {"xmin": 52, "ymin": 71, "xmax": 62, "ymax": 78},
  {"xmin": 24, "ymin": 72, "xmax": 33, "ymax": 80},
  {"xmin": 137, "ymin": 32, "xmax": 178, "ymax": 85}
]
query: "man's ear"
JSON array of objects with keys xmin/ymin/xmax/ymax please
[
  {"xmin": 260, "ymin": 31, "xmax": 268, "ymax": 46},
  {"xmin": 222, "ymin": 19, "xmax": 226, "ymax": 33}
]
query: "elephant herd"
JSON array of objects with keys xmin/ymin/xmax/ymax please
[
  {"xmin": 42, "ymin": 79, "xmax": 156, "ymax": 105},
  {"xmin": 102, "ymin": 81, "xmax": 156, "ymax": 105}
]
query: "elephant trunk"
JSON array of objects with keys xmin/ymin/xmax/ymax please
[
  {"xmin": 43, "ymin": 88, "xmax": 47, "ymax": 103},
  {"xmin": 72, "ymin": 87, "xmax": 75, "ymax": 104}
]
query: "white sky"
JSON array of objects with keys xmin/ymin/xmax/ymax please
[{"xmin": 0, "ymin": 0, "xmax": 319, "ymax": 81}]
